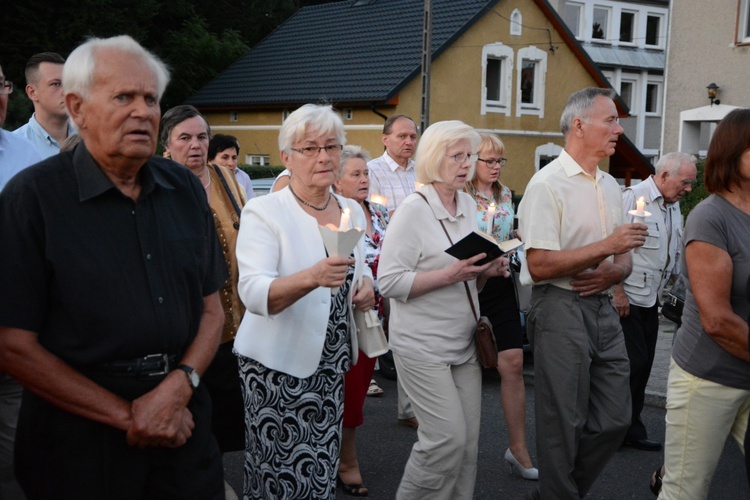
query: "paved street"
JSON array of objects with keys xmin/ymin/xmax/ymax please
[{"xmin": 222, "ymin": 316, "xmax": 748, "ymax": 498}]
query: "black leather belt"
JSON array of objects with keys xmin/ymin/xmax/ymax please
[{"xmin": 87, "ymin": 353, "xmax": 178, "ymax": 377}]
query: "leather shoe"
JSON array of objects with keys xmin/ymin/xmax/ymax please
[{"xmin": 623, "ymin": 438, "xmax": 662, "ymax": 451}]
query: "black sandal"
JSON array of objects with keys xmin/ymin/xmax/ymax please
[
  {"xmin": 649, "ymin": 464, "xmax": 663, "ymax": 496},
  {"xmin": 337, "ymin": 476, "xmax": 369, "ymax": 497}
]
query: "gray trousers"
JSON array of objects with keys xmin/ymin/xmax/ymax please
[{"xmin": 527, "ymin": 285, "xmax": 631, "ymax": 499}]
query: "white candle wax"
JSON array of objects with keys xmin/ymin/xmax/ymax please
[
  {"xmin": 636, "ymin": 196, "xmax": 645, "ymax": 213},
  {"xmin": 339, "ymin": 208, "xmax": 351, "ymax": 230}
]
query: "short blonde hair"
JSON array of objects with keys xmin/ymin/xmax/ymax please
[
  {"xmin": 415, "ymin": 120, "xmax": 480, "ymax": 184},
  {"xmin": 466, "ymin": 132, "xmax": 507, "ymax": 201}
]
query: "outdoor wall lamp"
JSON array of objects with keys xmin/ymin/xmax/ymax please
[{"xmin": 707, "ymin": 83, "xmax": 720, "ymax": 106}]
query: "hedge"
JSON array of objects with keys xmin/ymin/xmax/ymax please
[{"xmin": 237, "ymin": 165, "xmax": 286, "ymax": 180}]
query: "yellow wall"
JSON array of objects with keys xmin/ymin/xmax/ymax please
[{"xmin": 202, "ymin": 0, "xmax": 602, "ymax": 193}]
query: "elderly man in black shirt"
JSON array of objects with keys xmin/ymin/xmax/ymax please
[{"xmin": 0, "ymin": 36, "xmax": 226, "ymax": 499}]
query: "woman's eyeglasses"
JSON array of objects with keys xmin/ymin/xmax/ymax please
[{"xmin": 477, "ymin": 157, "xmax": 507, "ymax": 168}]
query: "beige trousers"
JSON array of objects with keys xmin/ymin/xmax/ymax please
[{"xmin": 660, "ymin": 359, "xmax": 750, "ymax": 500}]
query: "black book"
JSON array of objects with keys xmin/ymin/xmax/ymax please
[{"xmin": 445, "ymin": 233, "xmax": 523, "ymax": 266}]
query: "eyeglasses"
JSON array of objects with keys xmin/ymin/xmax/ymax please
[
  {"xmin": 0, "ymin": 81, "xmax": 13, "ymax": 95},
  {"xmin": 291, "ymin": 144, "xmax": 343, "ymax": 157},
  {"xmin": 477, "ymin": 157, "xmax": 508, "ymax": 168},
  {"xmin": 446, "ymin": 153, "xmax": 477, "ymax": 163}
]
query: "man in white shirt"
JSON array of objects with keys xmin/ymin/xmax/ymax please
[
  {"xmin": 368, "ymin": 114, "xmax": 418, "ymax": 216},
  {"xmin": 367, "ymin": 114, "xmax": 419, "ymax": 429},
  {"xmin": 13, "ymin": 52, "xmax": 75, "ymax": 159},
  {"xmin": 613, "ymin": 152, "xmax": 697, "ymax": 452},
  {"xmin": 518, "ymin": 87, "xmax": 648, "ymax": 499}
]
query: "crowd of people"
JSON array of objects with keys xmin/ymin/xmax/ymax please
[{"xmin": 0, "ymin": 34, "xmax": 748, "ymax": 500}]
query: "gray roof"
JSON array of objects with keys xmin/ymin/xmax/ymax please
[
  {"xmin": 186, "ymin": 0, "xmax": 500, "ymax": 108},
  {"xmin": 582, "ymin": 42, "xmax": 665, "ymax": 72}
]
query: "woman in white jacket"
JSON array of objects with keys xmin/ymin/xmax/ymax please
[{"xmin": 234, "ymin": 104, "xmax": 374, "ymax": 500}]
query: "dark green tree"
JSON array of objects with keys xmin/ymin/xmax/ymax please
[{"xmin": 160, "ymin": 17, "xmax": 248, "ymax": 110}]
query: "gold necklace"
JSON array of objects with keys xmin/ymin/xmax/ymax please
[{"xmin": 197, "ymin": 166, "xmax": 211, "ymax": 190}]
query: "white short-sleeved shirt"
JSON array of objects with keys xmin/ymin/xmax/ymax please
[{"xmin": 517, "ymin": 149, "xmax": 626, "ymax": 290}]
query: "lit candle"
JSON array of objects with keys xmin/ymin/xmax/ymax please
[
  {"xmin": 636, "ymin": 196, "xmax": 645, "ymax": 213},
  {"xmin": 487, "ymin": 202, "xmax": 496, "ymax": 234},
  {"xmin": 339, "ymin": 208, "xmax": 351, "ymax": 230},
  {"xmin": 370, "ymin": 194, "xmax": 388, "ymax": 206}
]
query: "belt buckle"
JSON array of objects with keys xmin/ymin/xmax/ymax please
[{"xmin": 144, "ymin": 353, "xmax": 170, "ymax": 376}]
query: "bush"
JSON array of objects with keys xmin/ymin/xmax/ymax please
[
  {"xmin": 238, "ymin": 165, "xmax": 286, "ymax": 180},
  {"xmin": 680, "ymin": 159, "xmax": 708, "ymax": 220}
]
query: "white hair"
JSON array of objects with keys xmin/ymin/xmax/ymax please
[
  {"xmin": 655, "ymin": 152, "xmax": 697, "ymax": 175},
  {"xmin": 62, "ymin": 35, "xmax": 170, "ymax": 100},
  {"xmin": 278, "ymin": 104, "xmax": 346, "ymax": 153}
]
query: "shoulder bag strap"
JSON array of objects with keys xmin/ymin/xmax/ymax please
[
  {"xmin": 415, "ymin": 191, "xmax": 480, "ymax": 322},
  {"xmin": 211, "ymin": 164, "xmax": 243, "ymax": 218}
]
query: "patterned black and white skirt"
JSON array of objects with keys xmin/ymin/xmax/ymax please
[{"xmin": 238, "ymin": 269, "xmax": 353, "ymax": 500}]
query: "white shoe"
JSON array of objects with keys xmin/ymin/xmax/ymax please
[{"xmin": 504, "ymin": 448, "xmax": 539, "ymax": 480}]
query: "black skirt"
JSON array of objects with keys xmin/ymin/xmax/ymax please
[{"xmin": 478, "ymin": 275, "xmax": 523, "ymax": 351}]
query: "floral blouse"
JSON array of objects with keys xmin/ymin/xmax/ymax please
[
  {"xmin": 473, "ymin": 184, "xmax": 515, "ymax": 242},
  {"xmin": 363, "ymin": 201, "xmax": 389, "ymax": 319}
]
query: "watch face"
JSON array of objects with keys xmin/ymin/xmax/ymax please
[
  {"xmin": 188, "ymin": 371, "xmax": 200, "ymax": 388},
  {"xmin": 179, "ymin": 365, "xmax": 200, "ymax": 389}
]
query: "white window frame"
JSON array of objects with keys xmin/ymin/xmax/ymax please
[
  {"xmin": 516, "ymin": 46, "xmax": 547, "ymax": 118},
  {"xmin": 245, "ymin": 154, "xmax": 271, "ymax": 166},
  {"xmin": 510, "ymin": 9, "xmax": 522, "ymax": 36},
  {"xmin": 229, "ymin": 111, "xmax": 238, "ymax": 123},
  {"xmin": 644, "ymin": 77, "xmax": 663, "ymax": 117},
  {"xmin": 644, "ymin": 12, "xmax": 666, "ymax": 49},
  {"xmin": 282, "ymin": 110, "xmax": 290, "ymax": 122},
  {"xmin": 738, "ymin": 0, "xmax": 750, "ymax": 44},
  {"xmin": 535, "ymin": 143, "xmax": 563, "ymax": 171},
  {"xmin": 480, "ymin": 43, "xmax": 514, "ymax": 116},
  {"xmin": 562, "ymin": 2, "xmax": 584, "ymax": 39},
  {"xmin": 591, "ymin": 6, "xmax": 612, "ymax": 43},
  {"xmin": 618, "ymin": 9, "xmax": 637, "ymax": 45},
  {"xmin": 619, "ymin": 77, "xmax": 638, "ymax": 115},
  {"xmin": 343, "ymin": 108, "xmax": 354, "ymax": 121}
]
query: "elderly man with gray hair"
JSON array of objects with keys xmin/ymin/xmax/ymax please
[
  {"xmin": 0, "ymin": 36, "xmax": 226, "ymax": 498},
  {"xmin": 518, "ymin": 87, "xmax": 649, "ymax": 499},
  {"xmin": 613, "ymin": 152, "xmax": 697, "ymax": 452}
]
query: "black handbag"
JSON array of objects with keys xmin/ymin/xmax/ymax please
[{"xmin": 661, "ymin": 276, "xmax": 686, "ymax": 325}]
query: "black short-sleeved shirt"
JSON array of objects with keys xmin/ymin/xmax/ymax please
[{"xmin": 0, "ymin": 142, "xmax": 228, "ymax": 367}]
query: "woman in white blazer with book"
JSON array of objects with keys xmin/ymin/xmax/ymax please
[{"xmin": 234, "ymin": 104, "xmax": 374, "ymax": 500}]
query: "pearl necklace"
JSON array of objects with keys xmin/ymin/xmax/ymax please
[{"xmin": 289, "ymin": 185, "xmax": 331, "ymax": 211}]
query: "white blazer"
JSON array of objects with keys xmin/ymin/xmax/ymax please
[{"xmin": 234, "ymin": 187, "xmax": 372, "ymax": 378}]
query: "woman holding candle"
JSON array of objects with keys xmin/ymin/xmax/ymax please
[
  {"xmin": 378, "ymin": 121, "xmax": 508, "ymax": 499},
  {"xmin": 234, "ymin": 104, "xmax": 375, "ymax": 499},
  {"xmin": 333, "ymin": 145, "xmax": 390, "ymax": 496},
  {"xmin": 464, "ymin": 132, "xmax": 538, "ymax": 480}
]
